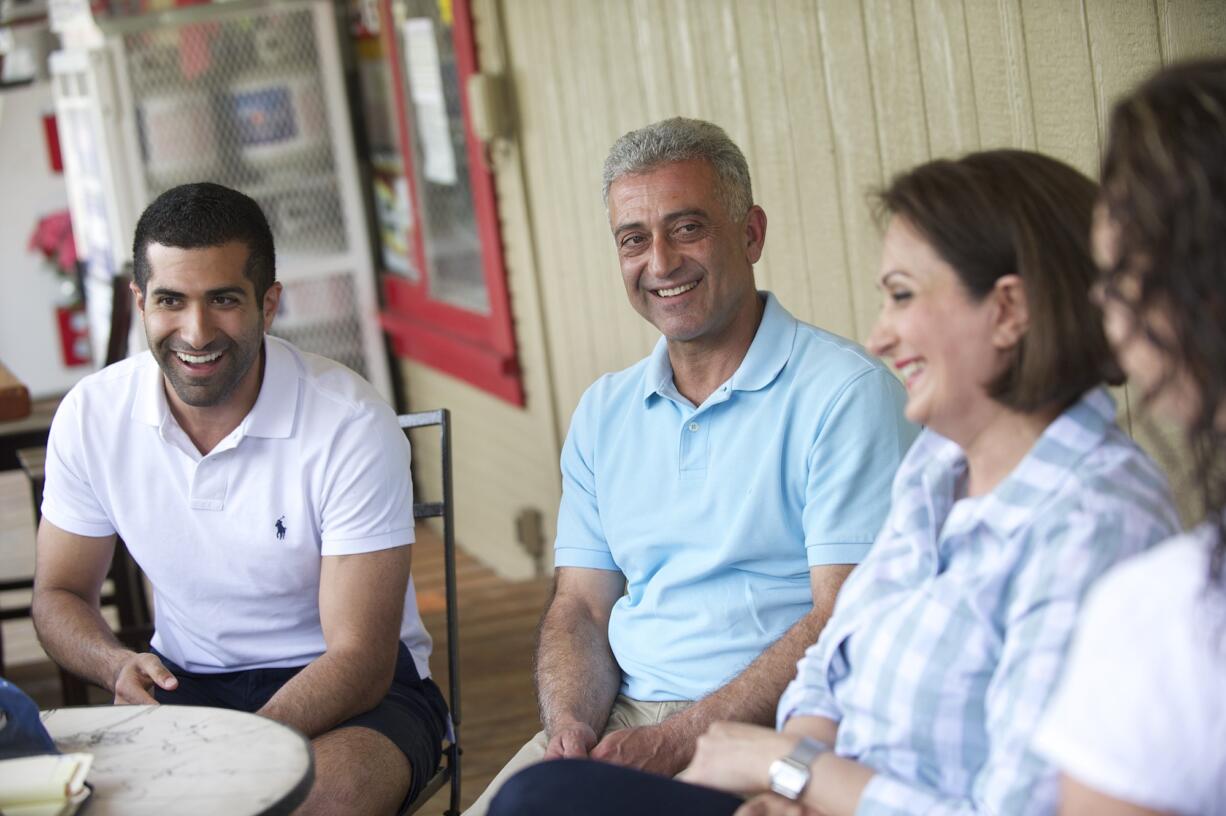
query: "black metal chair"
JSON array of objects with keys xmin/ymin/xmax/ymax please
[{"xmin": 398, "ymin": 409, "xmax": 461, "ymax": 816}]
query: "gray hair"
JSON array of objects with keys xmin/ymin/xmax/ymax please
[{"xmin": 601, "ymin": 117, "xmax": 754, "ymax": 219}]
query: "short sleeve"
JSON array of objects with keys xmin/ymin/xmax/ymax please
[
  {"xmin": 318, "ymin": 401, "xmax": 415, "ymax": 556},
  {"xmin": 804, "ymin": 367, "xmax": 915, "ymax": 566},
  {"xmin": 1033, "ymin": 552, "xmax": 1208, "ymax": 814},
  {"xmin": 775, "ymin": 639, "xmax": 842, "ymax": 729},
  {"xmin": 553, "ymin": 388, "xmax": 619, "ymax": 571},
  {"xmin": 40, "ymin": 387, "xmax": 116, "ymax": 538}
]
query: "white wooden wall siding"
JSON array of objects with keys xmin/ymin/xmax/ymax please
[{"xmin": 404, "ymin": 0, "xmax": 1226, "ymax": 577}]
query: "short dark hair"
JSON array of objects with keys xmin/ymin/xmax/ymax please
[
  {"xmin": 1099, "ymin": 59, "xmax": 1226, "ymax": 581},
  {"xmin": 875, "ymin": 149, "xmax": 1121, "ymax": 413},
  {"xmin": 132, "ymin": 183, "xmax": 276, "ymax": 299}
]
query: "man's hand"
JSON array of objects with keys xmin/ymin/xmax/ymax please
[
  {"xmin": 543, "ymin": 720, "xmax": 599, "ymax": 760},
  {"xmin": 735, "ymin": 793, "xmax": 820, "ymax": 816},
  {"xmin": 589, "ymin": 721, "xmax": 692, "ymax": 776},
  {"xmin": 535, "ymin": 567, "xmax": 624, "ymax": 762},
  {"xmin": 112, "ymin": 652, "xmax": 178, "ymax": 704}
]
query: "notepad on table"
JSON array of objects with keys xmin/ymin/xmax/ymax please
[{"xmin": 0, "ymin": 752, "xmax": 93, "ymax": 816}]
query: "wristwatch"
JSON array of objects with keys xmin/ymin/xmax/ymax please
[{"xmin": 768, "ymin": 736, "xmax": 831, "ymax": 800}]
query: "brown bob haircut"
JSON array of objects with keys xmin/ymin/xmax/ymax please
[{"xmin": 875, "ymin": 149, "xmax": 1123, "ymax": 413}]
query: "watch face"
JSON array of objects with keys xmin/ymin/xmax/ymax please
[{"xmin": 768, "ymin": 757, "xmax": 809, "ymax": 800}]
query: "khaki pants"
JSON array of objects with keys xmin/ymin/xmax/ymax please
[{"xmin": 462, "ymin": 695, "xmax": 694, "ymax": 816}]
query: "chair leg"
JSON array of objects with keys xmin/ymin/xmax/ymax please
[
  {"xmin": 59, "ymin": 668, "xmax": 92, "ymax": 707},
  {"xmin": 30, "ymin": 475, "xmax": 43, "ymax": 530}
]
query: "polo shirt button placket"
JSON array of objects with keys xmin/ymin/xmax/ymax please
[{"xmin": 679, "ymin": 414, "xmax": 709, "ymax": 479}]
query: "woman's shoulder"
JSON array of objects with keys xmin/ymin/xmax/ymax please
[{"xmin": 1028, "ymin": 422, "xmax": 1179, "ymax": 547}]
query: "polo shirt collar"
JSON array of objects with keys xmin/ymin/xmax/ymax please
[
  {"xmin": 641, "ymin": 291, "xmax": 798, "ymax": 403},
  {"xmin": 242, "ymin": 336, "xmax": 298, "ymax": 439},
  {"xmin": 922, "ymin": 387, "xmax": 1118, "ymax": 539},
  {"xmin": 129, "ymin": 336, "xmax": 299, "ymax": 440}
]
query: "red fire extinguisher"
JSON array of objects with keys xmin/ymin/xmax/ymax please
[
  {"xmin": 55, "ymin": 303, "xmax": 92, "ymax": 367},
  {"xmin": 29, "ymin": 210, "xmax": 92, "ymax": 367}
]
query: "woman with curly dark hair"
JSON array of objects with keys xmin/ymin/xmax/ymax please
[{"xmin": 1034, "ymin": 58, "xmax": 1226, "ymax": 815}]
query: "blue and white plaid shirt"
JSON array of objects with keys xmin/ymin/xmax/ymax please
[{"xmin": 776, "ymin": 388, "xmax": 1180, "ymax": 815}]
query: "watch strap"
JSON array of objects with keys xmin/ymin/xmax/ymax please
[
  {"xmin": 787, "ymin": 736, "xmax": 827, "ymax": 767},
  {"xmin": 768, "ymin": 736, "xmax": 831, "ymax": 800}
]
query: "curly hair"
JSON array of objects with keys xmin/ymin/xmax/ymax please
[{"xmin": 1098, "ymin": 58, "xmax": 1226, "ymax": 583}]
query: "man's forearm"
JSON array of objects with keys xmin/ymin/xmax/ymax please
[
  {"xmin": 32, "ymin": 588, "xmax": 133, "ymax": 692},
  {"xmin": 667, "ymin": 606, "xmax": 831, "ymax": 744},
  {"xmin": 258, "ymin": 646, "xmax": 393, "ymax": 737},
  {"xmin": 535, "ymin": 597, "xmax": 621, "ymax": 735}
]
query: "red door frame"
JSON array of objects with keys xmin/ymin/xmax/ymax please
[{"xmin": 377, "ymin": 0, "xmax": 523, "ymax": 405}]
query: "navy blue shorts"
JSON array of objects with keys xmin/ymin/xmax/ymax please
[{"xmin": 152, "ymin": 643, "xmax": 449, "ymax": 805}]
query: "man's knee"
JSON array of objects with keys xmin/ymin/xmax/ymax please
[{"xmin": 299, "ymin": 727, "xmax": 410, "ymax": 816}]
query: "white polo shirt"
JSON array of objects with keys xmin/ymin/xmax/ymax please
[{"xmin": 41, "ymin": 335, "xmax": 433, "ymax": 679}]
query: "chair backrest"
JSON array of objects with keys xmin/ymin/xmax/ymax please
[
  {"xmin": 104, "ymin": 269, "xmax": 133, "ymax": 367},
  {"xmin": 399, "ymin": 409, "xmax": 461, "ymax": 816}
]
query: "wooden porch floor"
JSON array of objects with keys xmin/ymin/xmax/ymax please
[{"xmin": 0, "ymin": 470, "xmax": 551, "ymax": 812}]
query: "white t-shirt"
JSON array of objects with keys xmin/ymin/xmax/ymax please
[
  {"xmin": 42, "ymin": 336, "xmax": 433, "ymax": 679},
  {"xmin": 1034, "ymin": 524, "xmax": 1226, "ymax": 815}
]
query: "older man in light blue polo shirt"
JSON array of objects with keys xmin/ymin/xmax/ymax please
[{"xmin": 464, "ymin": 118, "xmax": 915, "ymax": 816}]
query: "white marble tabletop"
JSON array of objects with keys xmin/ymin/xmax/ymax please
[{"xmin": 40, "ymin": 705, "xmax": 313, "ymax": 816}]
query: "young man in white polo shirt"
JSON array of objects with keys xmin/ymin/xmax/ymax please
[{"xmin": 31, "ymin": 183, "xmax": 447, "ymax": 815}]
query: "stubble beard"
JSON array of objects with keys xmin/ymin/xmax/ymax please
[{"xmin": 154, "ymin": 327, "xmax": 263, "ymax": 409}]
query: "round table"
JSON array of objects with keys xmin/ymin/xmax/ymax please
[{"xmin": 40, "ymin": 705, "xmax": 314, "ymax": 815}]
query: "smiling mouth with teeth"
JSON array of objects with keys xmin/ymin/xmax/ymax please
[
  {"xmin": 175, "ymin": 350, "xmax": 223, "ymax": 365},
  {"xmin": 655, "ymin": 281, "xmax": 699, "ymax": 298},
  {"xmin": 897, "ymin": 359, "xmax": 925, "ymax": 387}
]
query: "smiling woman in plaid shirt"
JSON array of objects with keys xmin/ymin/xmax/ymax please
[{"xmin": 486, "ymin": 150, "xmax": 1180, "ymax": 816}]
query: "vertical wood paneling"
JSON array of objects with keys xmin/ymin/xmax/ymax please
[
  {"xmin": 1085, "ymin": 0, "xmax": 1163, "ymax": 140},
  {"xmin": 814, "ymin": 2, "xmax": 887, "ymax": 340},
  {"xmin": 1159, "ymin": 0, "xmax": 1226, "ymax": 63},
  {"xmin": 863, "ymin": 0, "xmax": 932, "ymax": 170},
  {"xmin": 666, "ymin": 0, "xmax": 705, "ymax": 113},
  {"xmin": 574, "ymin": 3, "xmax": 640, "ymax": 376},
  {"xmin": 913, "ymin": 0, "xmax": 982, "ymax": 156},
  {"xmin": 734, "ymin": 2, "xmax": 799, "ymax": 304},
  {"xmin": 771, "ymin": 0, "xmax": 856, "ymax": 335},
  {"xmin": 424, "ymin": 0, "xmax": 1226, "ymax": 575},
  {"xmin": 512, "ymin": 1, "xmax": 595, "ymax": 415},
  {"xmin": 629, "ymin": 0, "xmax": 680, "ymax": 121},
  {"xmin": 1018, "ymin": 0, "xmax": 1102, "ymax": 176},
  {"xmin": 963, "ymin": 0, "xmax": 1037, "ymax": 149},
  {"xmin": 859, "ymin": 0, "xmax": 935, "ymax": 335}
]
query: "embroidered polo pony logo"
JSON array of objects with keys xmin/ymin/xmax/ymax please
[{"xmin": 275, "ymin": 516, "xmax": 287, "ymax": 540}]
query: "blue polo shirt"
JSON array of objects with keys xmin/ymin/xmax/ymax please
[{"xmin": 555, "ymin": 292, "xmax": 917, "ymax": 701}]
